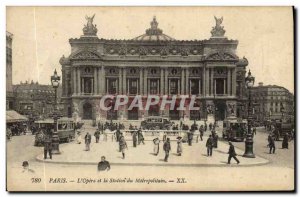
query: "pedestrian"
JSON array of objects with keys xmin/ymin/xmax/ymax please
[
  {"xmin": 44, "ymin": 134, "xmax": 52, "ymax": 159},
  {"xmin": 199, "ymin": 125, "xmax": 204, "ymax": 141},
  {"xmin": 119, "ymin": 135, "xmax": 128, "ymax": 159},
  {"xmin": 204, "ymin": 122, "xmax": 207, "ymax": 132},
  {"xmin": 94, "ymin": 129, "xmax": 100, "ymax": 143},
  {"xmin": 163, "ymin": 138, "xmax": 171, "ymax": 162},
  {"xmin": 76, "ymin": 131, "xmax": 82, "ymax": 144},
  {"xmin": 282, "ymin": 133, "xmax": 289, "ymax": 149},
  {"xmin": 153, "ymin": 137, "xmax": 160, "ymax": 155},
  {"xmin": 253, "ymin": 127, "xmax": 257, "ymax": 135},
  {"xmin": 163, "ymin": 132, "xmax": 167, "ymax": 143},
  {"xmin": 187, "ymin": 130, "xmax": 194, "ymax": 146},
  {"xmin": 115, "ymin": 129, "xmax": 121, "ymax": 142},
  {"xmin": 84, "ymin": 132, "xmax": 92, "ymax": 151},
  {"xmin": 97, "ymin": 156, "xmax": 110, "ymax": 171},
  {"xmin": 22, "ymin": 161, "xmax": 35, "ymax": 173},
  {"xmin": 227, "ymin": 142, "xmax": 240, "ymax": 164},
  {"xmin": 206, "ymin": 135, "xmax": 213, "ymax": 157},
  {"xmin": 268, "ymin": 134, "xmax": 276, "ymax": 154},
  {"xmin": 209, "ymin": 123, "xmax": 213, "ymax": 131},
  {"xmin": 177, "ymin": 136, "xmax": 183, "ymax": 156},
  {"xmin": 132, "ymin": 131, "xmax": 137, "ymax": 147},
  {"xmin": 213, "ymin": 132, "xmax": 219, "ymax": 148},
  {"xmin": 138, "ymin": 129, "xmax": 145, "ymax": 145}
]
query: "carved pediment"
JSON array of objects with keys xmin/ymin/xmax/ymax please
[
  {"xmin": 71, "ymin": 50, "xmax": 101, "ymax": 60},
  {"xmin": 205, "ymin": 51, "xmax": 238, "ymax": 61}
]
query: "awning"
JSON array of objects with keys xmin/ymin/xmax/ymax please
[{"xmin": 6, "ymin": 110, "xmax": 28, "ymax": 123}]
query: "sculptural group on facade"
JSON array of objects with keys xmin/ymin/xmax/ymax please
[
  {"xmin": 211, "ymin": 16, "xmax": 226, "ymax": 37},
  {"xmin": 83, "ymin": 14, "xmax": 98, "ymax": 36}
]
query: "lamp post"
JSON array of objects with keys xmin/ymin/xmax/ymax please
[
  {"xmin": 243, "ymin": 70, "xmax": 255, "ymax": 158},
  {"xmin": 51, "ymin": 69, "xmax": 61, "ymax": 154}
]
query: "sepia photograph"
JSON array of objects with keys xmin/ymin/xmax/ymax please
[{"xmin": 5, "ymin": 6, "xmax": 295, "ymax": 192}]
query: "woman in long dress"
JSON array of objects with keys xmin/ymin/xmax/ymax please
[
  {"xmin": 76, "ymin": 131, "xmax": 82, "ymax": 144},
  {"xmin": 177, "ymin": 136, "xmax": 183, "ymax": 156}
]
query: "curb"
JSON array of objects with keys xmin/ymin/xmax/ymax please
[{"xmin": 35, "ymin": 156, "xmax": 269, "ymax": 168}]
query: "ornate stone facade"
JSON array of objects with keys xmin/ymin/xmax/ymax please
[{"xmin": 60, "ymin": 15, "xmax": 248, "ymax": 121}]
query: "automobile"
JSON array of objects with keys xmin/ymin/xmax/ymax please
[
  {"xmin": 34, "ymin": 118, "xmax": 75, "ymax": 146},
  {"xmin": 140, "ymin": 116, "xmax": 172, "ymax": 130},
  {"xmin": 222, "ymin": 117, "xmax": 247, "ymax": 142}
]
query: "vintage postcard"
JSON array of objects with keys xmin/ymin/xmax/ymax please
[{"xmin": 6, "ymin": 6, "xmax": 295, "ymax": 192}]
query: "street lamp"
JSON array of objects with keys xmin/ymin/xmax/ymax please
[
  {"xmin": 51, "ymin": 69, "xmax": 61, "ymax": 154},
  {"xmin": 243, "ymin": 70, "xmax": 255, "ymax": 158}
]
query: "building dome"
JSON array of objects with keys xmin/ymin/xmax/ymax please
[
  {"xmin": 236, "ymin": 56, "xmax": 248, "ymax": 67},
  {"xmin": 133, "ymin": 16, "xmax": 175, "ymax": 41}
]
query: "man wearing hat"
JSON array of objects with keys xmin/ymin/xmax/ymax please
[
  {"xmin": 97, "ymin": 156, "xmax": 110, "ymax": 171},
  {"xmin": 44, "ymin": 134, "xmax": 53, "ymax": 159},
  {"xmin": 163, "ymin": 138, "xmax": 171, "ymax": 162},
  {"xmin": 206, "ymin": 135, "xmax": 214, "ymax": 156},
  {"xmin": 227, "ymin": 142, "xmax": 240, "ymax": 164},
  {"xmin": 177, "ymin": 136, "xmax": 183, "ymax": 156},
  {"xmin": 268, "ymin": 133, "xmax": 276, "ymax": 154},
  {"xmin": 22, "ymin": 161, "xmax": 35, "ymax": 173},
  {"xmin": 94, "ymin": 129, "xmax": 101, "ymax": 143},
  {"xmin": 132, "ymin": 130, "xmax": 138, "ymax": 148},
  {"xmin": 84, "ymin": 132, "xmax": 92, "ymax": 151}
]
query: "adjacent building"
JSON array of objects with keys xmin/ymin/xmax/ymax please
[
  {"xmin": 6, "ymin": 31, "xmax": 14, "ymax": 110},
  {"xmin": 60, "ymin": 16, "xmax": 249, "ymax": 121},
  {"xmin": 251, "ymin": 82, "xmax": 294, "ymax": 123},
  {"xmin": 13, "ymin": 81, "xmax": 59, "ymax": 119}
]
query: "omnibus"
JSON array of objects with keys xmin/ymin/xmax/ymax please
[
  {"xmin": 222, "ymin": 118, "xmax": 247, "ymax": 142},
  {"xmin": 140, "ymin": 116, "xmax": 172, "ymax": 130},
  {"xmin": 34, "ymin": 118, "xmax": 75, "ymax": 146}
]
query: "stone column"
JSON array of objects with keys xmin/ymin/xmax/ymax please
[
  {"xmin": 77, "ymin": 67, "xmax": 80, "ymax": 95},
  {"xmin": 232, "ymin": 67, "xmax": 237, "ymax": 96},
  {"xmin": 140, "ymin": 68, "xmax": 143, "ymax": 95},
  {"xmin": 210, "ymin": 67, "xmax": 214, "ymax": 95},
  {"xmin": 160, "ymin": 69, "xmax": 164, "ymax": 95},
  {"xmin": 181, "ymin": 68, "xmax": 185, "ymax": 95},
  {"xmin": 100, "ymin": 66, "xmax": 105, "ymax": 95},
  {"xmin": 118, "ymin": 68, "xmax": 122, "ymax": 94},
  {"xmin": 202, "ymin": 67, "xmax": 206, "ymax": 96},
  {"xmin": 205, "ymin": 67, "xmax": 209, "ymax": 96},
  {"xmin": 123, "ymin": 68, "xmax": 127, "ymax": 94},
  {"xmin": 72, "ymin": 68, "xmax": 76, "ymax": 95},
  {"xmin": 164, "ymin": 68, "xmax": 168, "ymax": 95},
  {"xmin": 227, "ymin": 68, "xmax": 231, "ymax": 96},
  {"xmin": 94, "ymin": 67, "xmax": 98, "ymax": 95},
  {"xmin": 185, "ymin": 68, "xmax": 189, "ymax": 95},
  {"xmin": 144, "ymin": 68, "xmax": 148, "ymax": 95}
]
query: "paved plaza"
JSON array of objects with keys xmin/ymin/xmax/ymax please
[{"xmin": 35, "ymin": 127, "xmax": 269, "ymax": 166}]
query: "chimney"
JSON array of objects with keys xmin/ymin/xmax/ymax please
[{"xmin": 258, "ymin": 82, "xmax": 263, "ymax": 87}]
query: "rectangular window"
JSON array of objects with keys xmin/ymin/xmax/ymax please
[
  {"xmin": 128, "ymin": 79, "xmax": 138, "ymax": 95},
  {"xmin": 169, "ymin": 79, "xmax": 179, "ymax": 95},
  {"xmin": 149, "ymin": 79, "xmax": 159, "ymax": 94},
  {"xmin": 190, "ymin": 79, "xmax": 200, "ymax": 95},
  {"xmin": 107, "ymin": 78, "xmax": 118, "ymax": 94}
]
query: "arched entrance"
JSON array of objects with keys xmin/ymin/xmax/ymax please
[
  {"xmin": 148, "ymin": 104, "xmax": 160, "ymax": 116},
  {"xmin": 128, "ymin": 107, "xmax": 139, "ymax": 120},
  {"xmin": 106, "ymin": 100, "xmax": 118, "ymax": 120},
  {"xmin": 83, "ymin": 102, "xmax": 93, "ymax": 120},
  {"xmin": 215, "ymin": 101, "xmax": 226, "ymax": 121},
  {"xmin": 190, "ymin": 102, "xmax": 201, "ymax": 120},
  {"xmin": 169, "ymin": 100, "xmax": 180, "ymax": 120}
]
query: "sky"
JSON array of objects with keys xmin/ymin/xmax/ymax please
[{"xmin": 6, "ymin": 6, "xmax": 294, "ymax": 92}]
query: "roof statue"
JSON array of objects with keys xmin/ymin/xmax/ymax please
[
  {"xmin": 211, "ymin": 16, "xmax": 226, "ymax": 38},
  {"xmin": 82, "ymin": 14, "xmax": 98, "ymax": 36},
  {"xmin": 133, "ymin": 16, "xmax": 175, "ymax": 41}
]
